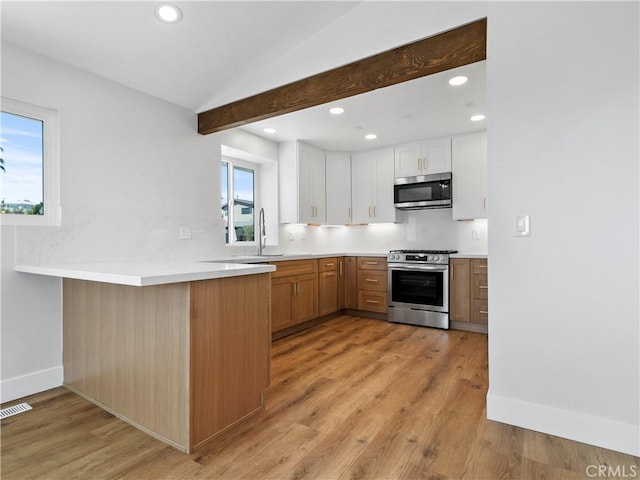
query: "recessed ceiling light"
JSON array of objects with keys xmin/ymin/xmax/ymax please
[
  {"xmin": 449, "ymin": 76, "xmax": 468, "ymax": 86},
  {"xmin": 365, "ymin": 134, "xmax": 377, "ymax": 140},
  {"xmin": 470, "ymin": 114, "xmax": 486, "ymax": 122},
  {"xmin": 263, "ymin": 127, "xmax": 276, "ymax": 134},
  {"xmin": 329, "ymin": 107, "xmax": 344, "ymax": 115},
  {"xmin": 155, "ymin": 3, "xmax": 183, "ymax": 23}
]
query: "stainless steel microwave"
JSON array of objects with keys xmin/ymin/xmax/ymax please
[{"xmin": 394, "ymin": 172, "xmax": 452, "ymax": 210}]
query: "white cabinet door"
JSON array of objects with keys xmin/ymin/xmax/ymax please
[
  {"xmin": 394, "ymin": 137, "xmax": 451, "ymax": 177},
  {"xmin": 351, "ymin": 150, "xmax": 374, "ymax": 224},
  {"xmin": 351, "ymin": 147, "xmax": 395, "ymax": 224},
  {"xmin": 371, "ymin": 147, "xmax": 396, "ymax": 223},
  {"xmin": 422, "ymin": 137, "xmax": 452, "ymax": 174},
  {"xmin": 394, "ymin": 142, "xmax": 422, "ymax": 177},
  {"xmin": 279, "ymin": 141, "xmax": 325, "ymax": 224},
  {"xmin": 325, "ymin": 151, "xmax": 352, "ymax": 225},
  {"xmin": 452, "ymin": 131, "xmax": 487, "ymax": 220},
  {"xmin": 299, "ymin": 142, "xmax": 326, "ymax": 223}
]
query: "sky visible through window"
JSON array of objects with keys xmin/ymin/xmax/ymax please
[{"xmin": 0, "ymin": 111, "xmax": 44, "ymax": 213}]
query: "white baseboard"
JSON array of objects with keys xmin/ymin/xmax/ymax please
[
  {"xmin": 1, "ymin": 366, "xmax": 63, "ymax": 403},
  {"xmin": 487, "ymin": 391, "xmax": 640, "ymax": 457}
]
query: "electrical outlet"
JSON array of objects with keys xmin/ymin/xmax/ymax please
[{"xmin": 472, "ymin": 229, "xmax": 480, "ymax": 240}]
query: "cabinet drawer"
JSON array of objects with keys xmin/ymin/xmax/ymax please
[
  {"xmin": 318, "ymin": 257, "xmax": 338, "ymax": 272},
  {"xmin": 472, "ymin": 274, "xmax": 488, "ymax": 299},
  {"xmin": 357, "ymin": 270, "xmax": 387, "ymax": 292},
  {"xmin": 471, "ymin": 258, "xmax": 488, "ymax": 274},
  {"xmin": 357, "ymin": 291, "xmax": 387, "ymax": 313},
  {"xmin": 471, "ymin": 298, "xmax": 488, "ymax": 324},
  {"xmin": 269, "ymin": 259, "xmax": 318, "ymax": 278},
  {"xmin": 357, "ymin": 257, "xmax": 387, "ymax": 271}
]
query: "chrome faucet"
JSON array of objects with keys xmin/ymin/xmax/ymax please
[{"xmin": 257, "ymin": 207, "xmax": 266, "ymax": 255}]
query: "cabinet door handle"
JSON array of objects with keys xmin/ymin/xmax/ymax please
[
  {"xmin": 339, "ymin": 260, "xmax": 343, "ymax": 275},
  {"xmin": 293, "ymin": 282, "xmax": 298, "ymax": 296},
  {"xmin": 452, "ymin": 265, "xmax": 455, "ymax": 281},
  {"xmin": 373, "ymin": 206, "xmax": 377, "ymax": 217},
  {"xmin": 368, "ymin": 206, "xmax": 372, "ymax": 218},
  {"xmin": 348, "ymin": 207, "xmax": 351, "ymax": 219}
]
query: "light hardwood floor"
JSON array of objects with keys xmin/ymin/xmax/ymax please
[{"xmin": 2, "ymin": 316, "xmax": 638, "ymax": 479}]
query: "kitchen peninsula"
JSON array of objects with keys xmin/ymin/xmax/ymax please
[{"xmin": 15, "ymin": 261, "xmax": 275, "ymax": 453}]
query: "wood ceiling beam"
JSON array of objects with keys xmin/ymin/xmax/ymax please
[{"xmin": 197, "ymin": 17, "xmax": 486, "ymax": 135}]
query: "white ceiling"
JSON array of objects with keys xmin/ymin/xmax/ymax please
[{"xmin": 1, "ymin": 1, "xmax": 486, "ymax": 151}]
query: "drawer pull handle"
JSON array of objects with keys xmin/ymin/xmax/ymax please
[
  {"xmin": 365, "ymin": 261, "xmax": 379, "ymax": 265},
  {"xmin": 365, "ymin": 300, "xmax": 379, "ymax": 304},
  {"xmin": 366, "ymin": 279, "xmax": 379, "ymax": 283},
  {"xmin": 326, "ymin": 272, "xmax": 335, "ymax": 277},
  {"xmin": 478, "ymin": 265, "xmax": 488, "ymax": 268},
  {"xmin": 479, "ymin": 286, "xmax": 488, "ymax": 289},
  {"xmin": 326, "ymin": 263, "xmax": 335, "ymax": 267},
  {"xmin": 479, "ymin": 310, "xmax": 489, "ymax": 314}
]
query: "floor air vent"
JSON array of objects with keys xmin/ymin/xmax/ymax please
[{"xmin": 0, "ymin": 402, "xmax": 32, "ymax": 420}]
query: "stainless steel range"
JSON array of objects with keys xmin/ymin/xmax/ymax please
[{"xmin": 387, "ymin": 249, "xmax": 457, "ymax": 329}]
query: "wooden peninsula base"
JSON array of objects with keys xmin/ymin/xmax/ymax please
[{"xmin": 62, "ymin": 273, "xmax": 271, "ymax": 453}]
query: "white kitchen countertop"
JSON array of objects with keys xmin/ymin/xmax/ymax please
[
  {"xmin": 15, "ymin": 261, "xmax": 276, "ymax": 287},
  {"xmin": 207, "ymin": 252, "xmax": 389, "ymax": 263},
  {"xmin": 450, "ymin": 253, "xmax": 488, "ymax": 259}
]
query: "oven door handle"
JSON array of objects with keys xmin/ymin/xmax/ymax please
[{"xmin": 388, "ymin": 263, "xmax": 448, "ymax": 273}]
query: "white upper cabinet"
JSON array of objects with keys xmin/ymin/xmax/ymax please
[
  {"xmin": 351, "ymin": 147, "xmax": 396, "ymax": 224},
  {"xmin": 325, "ymin": 151, "xmax": 352, "ymax": 225},
  {"xmin": 394, "ymin": 136, "xmax": 452, "ymax": 178},
  {"xmin": 452, "ymin": 131, "xmax": 487, "ymax": 220},
  {"xmin": 279, "ymin": 140, "xmax": 326, "ymax": 224}
]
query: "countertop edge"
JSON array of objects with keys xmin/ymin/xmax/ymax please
[
  {"xmin": 15, "ymin": 263, "xmax": 276, "ymax": 287},
  {"xmin": 450, "ymin": 253, "xmax": 488, "ymax": 259}
]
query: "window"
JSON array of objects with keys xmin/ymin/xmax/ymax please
[
  {"xmin": 221, "ymin": 157, "xmax": 257, "ymax": 244},
  {"xmin": 0, "ymin": 97, "xmax": 60, "ymax": 226}
]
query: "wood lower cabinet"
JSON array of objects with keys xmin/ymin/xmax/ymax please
[
  {"xmin": 450, "ymin": 259, "xmax": 471, "ymax": 322},
  {"xmin": 471, "ymin": 259, "xmax": 489, "ymax": 324},
  {"xmin": 63, "ymin": 274, "xmax": 271, "ymax": 453},
  {"xmin": 449, "ymin": 257, "xmax": 488, "ymax": 332},
  {"xmin": 271, "ymin": 255, "xmax": 389, "ymax": 335},
  {"xmin": 318, "ymin": 257, "xmax": 338, "ymax": 317},
  {"xmin": 269, "ymin": 259, "xmax": 318, "ymax": 332},
  {"xmin": 343, "ymin": 257, "xmax": 358, "ymax": 309},
  {"xmin": 356, "ymin": 256, "xmax": 388, "ymax": 313}
]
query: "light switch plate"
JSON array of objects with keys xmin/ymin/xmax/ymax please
[
  {"xmin": 513, "ymin": 215, "xmax": 530, "ymax": 237},
  {"xmin": 179, "ymin": 226, "xmax": 191, "ymax": 240}
]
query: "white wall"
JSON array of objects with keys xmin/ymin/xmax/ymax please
[
  {"xmin": 486, "ymin": 2, "xmax": 639, "ymax": 456},
  {"xmin": 0, "ymin": 44, "xmax": 279, "ymax": 402}
]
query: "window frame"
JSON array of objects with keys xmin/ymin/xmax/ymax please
[
  {"xmin": 0, "ymin": 97, "xmax": 60, "ymax": 226},
  {"xmin": 221, "ymin": 156, "xmax": 259, "ymax": 246}
]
